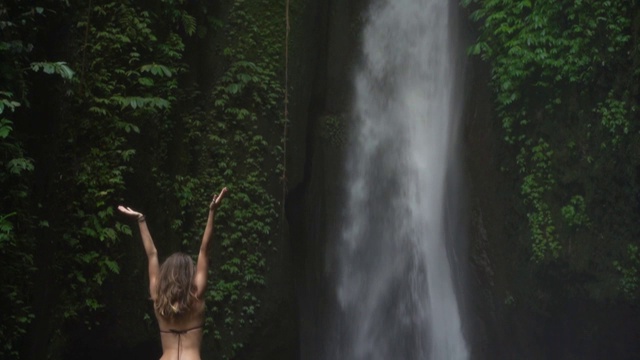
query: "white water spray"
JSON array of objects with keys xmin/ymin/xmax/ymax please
[{"xmin": 331, "ymin": 0, "xmax": 468, "ymax": 358}]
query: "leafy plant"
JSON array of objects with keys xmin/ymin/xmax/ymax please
[
  {"xmin": 463, "ymin": 0, "xmax": 640, "ymax": 302},
  {"xmin": 0, "ymin": 0, "xmax": 287, "ymax": 358}
]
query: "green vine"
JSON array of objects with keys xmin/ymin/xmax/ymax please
[
  {"xmin": 204, "ymin": 1, "xmax": 284, "ymax": 357},
  {"xmin": 463, "ymin": 0, "xmax": 640, "ymax": 300},
  {"xmin": 517, "ymin": 138, "xmax": 559, "ymax": 261}
]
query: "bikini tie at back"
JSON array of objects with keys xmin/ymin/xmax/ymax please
[{"xmin": 159, "ymin": 325, "xmax": 203, "ymax": 360}]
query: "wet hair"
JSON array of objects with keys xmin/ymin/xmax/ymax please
[{"xmin": 154, "ymin": 252, "xmax": 198, "ymax": 318}]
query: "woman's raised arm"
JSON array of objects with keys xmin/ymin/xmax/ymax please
[
  {"xmin": 194, "ymin": 187, "xmax": 228, "ymax": 299},
  {"xmin": 118, "ymin": 205, "xmax": 160, "ymax": 300}
]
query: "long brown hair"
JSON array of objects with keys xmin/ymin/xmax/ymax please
[{"xmin": 154, "ymin": 252, "xmax": 198, "ymax": 318}]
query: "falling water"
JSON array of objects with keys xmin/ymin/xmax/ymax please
[{"xmin": 330, "ymin": 0, "xmax": 468, "ymax": 358}]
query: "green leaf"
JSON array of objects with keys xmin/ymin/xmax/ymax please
[
  {"xmin": 7, "ymin": 158, "xmax": 34, "ymax": 174},
  {"xmin": 226, "ymin": 83, "xmax": 240, "ymax": 94},
  {"xmin": 0, "ymin": 99, "xmax": 21, "ymax": 115},
  {"xmin": 104, "ymin": 259, "xmax": 120, "ymax": 274},
  {"xmin": 182, "ymin": 13, "xmax": 197, "ymax": 36},
  {"xmin": 43, "ymin": 64, "xmax": 55, "ymax": 74},
  {"xmin": 0, "ymin": 118, "xmax": 13, "ymax": 138},
  {"xmin": 140, "ymin": 64, "xmax": 172, "ymax": 77},
  {"xmin": 58, "ymin": 63, "xmax": 75, "ymax": 79},
  {"xmin": 138, "ymin": 77, "xmax": 154, "ymax": 86},
  {"xmin": 30, "ymin": 61, "xmax": 75, "ymax": 79}
]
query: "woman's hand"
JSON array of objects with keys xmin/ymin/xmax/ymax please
[
  {"xmin": 118, "ymin": 205, "xmax": 144, "ymax": 221},
  {"xmin": 209, "ymin": 187, "xmax": 228, "ymax": 211}
]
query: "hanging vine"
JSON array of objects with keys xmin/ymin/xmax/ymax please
[{"xmin": 282, "ymin": 0, "xmax": 290, "ymax": 216}]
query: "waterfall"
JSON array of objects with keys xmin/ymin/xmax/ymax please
[{"xmin": 329, "ymin": 0, "xmax": 468, "ymax": 358}]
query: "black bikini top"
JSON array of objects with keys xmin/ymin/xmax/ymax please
[{"xmin": 159, "ymin": 324, "xmax": 204, "ymax": 335}]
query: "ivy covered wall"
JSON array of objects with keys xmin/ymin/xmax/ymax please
[
  {"xmin": 463, "ymin": 1, "xmax": 640, "ymax": 358},
  {"xmin": 0, "ymin": 0, "xmax": 303, "ymax": 358}
]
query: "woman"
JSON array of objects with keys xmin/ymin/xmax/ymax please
[{"xmin": 118, "ymin": 187, "xmax": 228, "ymax": 360}]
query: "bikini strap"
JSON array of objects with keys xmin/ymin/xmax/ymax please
[
  {"xmin": 159, "ymin": 324, "xmax": 204, "ymax": 334},
  {"xmin": 158, "ymin": 325, "xmax": 203, "ymax": 360}
]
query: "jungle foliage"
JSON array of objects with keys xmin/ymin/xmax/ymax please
[
  {"xmin": 462, "ymin": 0, "xmax": 640, "ymax": 303},
  {"xmin": 0, "ymin": 0, "xmax": 286, "ymax": 359}
]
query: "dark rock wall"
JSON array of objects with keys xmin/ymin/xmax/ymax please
[{"xmin": 285, "ymin": 0, "xmax": 367, "ymax": 358}]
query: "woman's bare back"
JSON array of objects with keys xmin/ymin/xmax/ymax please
[{"xmin": 156, "ymin": 300, "xmax": 205, "ymax": 360}]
